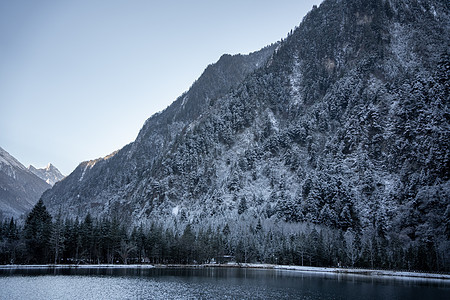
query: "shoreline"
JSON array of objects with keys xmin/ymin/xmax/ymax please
[{"xmin": 1, "ymin": 263, "xmax": 449, "ymax": 281}]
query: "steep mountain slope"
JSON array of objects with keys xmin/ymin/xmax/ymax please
[
  {"xmin": 42, "ymin": 45, "xmax": 277, "ymax": 218},
  {"xmin": 28, "ymin": 163, "xmax": 65, "ymax": 186},
  {"xmin": 42, "ymin": 0, "xmax": 449, "ymax": 265},
  {"xmin": 0, "ymin": 147, "xmax": 51, "ymax": 219}
]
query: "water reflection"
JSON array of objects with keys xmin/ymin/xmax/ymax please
[{"xmin": 0, "ymin": 266, "xmax": 449, "ymax": 300}]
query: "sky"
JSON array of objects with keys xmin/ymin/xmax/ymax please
[{"xmin": 0, "ymin": 0, "xmax": 323, "ymax": 175}]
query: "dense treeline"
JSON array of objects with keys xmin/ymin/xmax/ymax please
[{"xmin": 0, "ymin": 199, "xmax": 447, "ymax": 273}]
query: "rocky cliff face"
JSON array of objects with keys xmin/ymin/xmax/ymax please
[
  {"xmin": 42, "ymin": 0, "xmax": 449, "ymax": 257},
  {"xmin": 0, "ymin": 147, "xmax": 51, "ymax": 219}
]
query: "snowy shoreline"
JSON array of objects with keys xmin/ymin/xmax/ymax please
[{"xmin": 1, "ymin": 263, "xmax": 449, "ymax": 280}]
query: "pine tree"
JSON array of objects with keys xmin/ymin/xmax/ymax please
[
  {"xmin": 23, "ymin": 199, "xmax": 53, "ymax": 263},
  {"xmin": 50, "ymin": 210, "xmax": 65, "ymax": 264},
  {"xmin": 238, "ymin": 196, "xmax": 248, "ymax": 215},
  {"xmin": 180, "ymin": 224, "xmax": 195, "ymax": 264}
]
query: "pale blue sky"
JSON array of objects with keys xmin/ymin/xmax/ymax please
[{"xmin": 0, "ymin": 0, "xmax": 322, "ymax": 175}]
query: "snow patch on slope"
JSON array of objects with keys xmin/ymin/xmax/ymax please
[
  {"xmin": 266, "ymin": 109, "xmax": 279, "ymax": 132},
  {"xmin": 289, "ymin": 56, "xmax": 303, "ymax": 106},
  {"xmin": 389, "ymin": 23, "xmax": 419, "ymax": 72},
  {"xmin": 172, "ymin": 205, "xmax": 180, "ymax": 216}
]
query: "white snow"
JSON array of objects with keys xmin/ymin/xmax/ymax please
[
  {"xmin": 172, "ymin": 205, "xmax": 179, "ymax": 216},
  {"xmin": 266, "ymin": 109, "xmax": 279, "ymax": 132},
  {"xmin": 79, "ymin": 164, "xmax": 92, "ymax": 182},
  {"xmin": 431, "ymin": 6, "xmax": 437, "ymax": 17},
  {"xmin": 28, "ymin": 163, "xmax": 65, "ymax": 186},
  {"xmin": 289, "ymin": 56, "xmax": 303, "ymax": 106},
  {"xmin": 181, "ymin": 95, "xmax": 189, "ymax": 109},
  {"xmin": 79, "ymin": 166, "xmax": 87, "ymax": 182},
  {"xmin": 79, "ymin": 159, "xmax": 100, "ymax": 182}
]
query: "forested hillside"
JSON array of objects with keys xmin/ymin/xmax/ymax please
[{"xmin": 11, "ymin": 0, "xmax": 448, "ymax": 271}]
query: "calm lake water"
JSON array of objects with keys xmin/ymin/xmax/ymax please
[{"xmin": 0, "ymin": 266, "xmax": 449, "ymax": 299}]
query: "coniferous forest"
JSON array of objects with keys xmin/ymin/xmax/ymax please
[{"xmin": 0, "ymin": 199, "xmax": 447, "ymax": 273}]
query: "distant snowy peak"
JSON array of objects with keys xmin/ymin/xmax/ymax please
[{"xmin": 28, "ymin": 163, "xmax": 65, "ymax": 186}]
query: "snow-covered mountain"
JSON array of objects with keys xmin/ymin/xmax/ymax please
[
  {"xmin": 42, "ymin": 0, "xmax": 449, "ymax": 264},
  {"xmin": 0, "ymin": 147, "xmax": 51, "ymax": 220},
  {"xmin": 28, "ymin": 163, "xmax": 65, "ymax": 186},
  {"xmin": 42, "ymin": 44, "xmax": 278, "ymax": 219}
]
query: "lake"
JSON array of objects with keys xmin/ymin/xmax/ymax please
[{"xmin": 0, "ymin": 266, "xmax": 449, "ymax": 299}]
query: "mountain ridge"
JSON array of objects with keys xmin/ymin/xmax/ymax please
[
  {"xmin": 0, "ymin": 147, "xmax": 51, "ymax": 220},
  {"xmin": 42, "ymin": 44, "xmax": 278, "ymax": 220}
]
